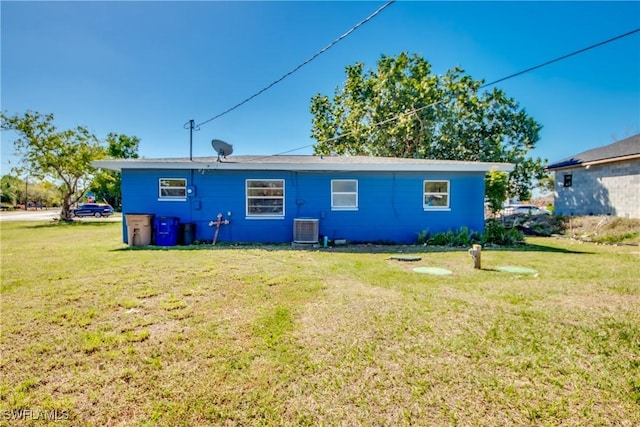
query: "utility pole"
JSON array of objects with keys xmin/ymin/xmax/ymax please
[
  {"xmin": 183, "ymin": 119, "xmax": 200, "ymax": 161},
  {"xmin": 24, "ymin": 175, "xmax": 28, "ymax": 210}
]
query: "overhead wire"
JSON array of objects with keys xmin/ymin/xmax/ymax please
[
  {"xmin": 241, "ymin": 99, "xmax": 442, "ymax": 162},
  {"xmin": 195, "ymin": 0, "xmax": 396, "ymax": 128},
  {"xmin": 242, "ymin": 26, "xmax": 640, "ymax": 162},
  {"xmin": 480, "ymin": 27, "xmax": 640, "ymax": 88}
]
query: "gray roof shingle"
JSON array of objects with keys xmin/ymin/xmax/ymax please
[{"xmin": 547, "ymin": 133, "xmax": 640, "ymax": 170}]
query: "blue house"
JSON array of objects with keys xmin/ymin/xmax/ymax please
[{"xmin": 93, "ymin": 155, "xmax": 513, "ymax": 245}]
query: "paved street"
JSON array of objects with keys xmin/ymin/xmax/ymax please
[{"xmin": 0, "ymin": 209, "xmax": 122, "ymax": 222}]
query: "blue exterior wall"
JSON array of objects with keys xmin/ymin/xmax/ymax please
[{"xmin": 121, "ymin": 169, "xmax": 486, "ymax": 244}]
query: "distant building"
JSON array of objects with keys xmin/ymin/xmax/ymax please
[{"xmin": 547, "ymin": 134, "xmax": 640, "ymax": 218}]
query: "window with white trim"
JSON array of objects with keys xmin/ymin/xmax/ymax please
[
  {"xmin": 423, "ymin": 180, "xmax": 449, "ymax": 209},
  {"xmin": 159, "ymin": 178, "xmax": 187, "ymax": 200},
  {"xmin": 246, "ymin": 179, "xmax": 285, "ymax": 217},
  {"xmin": 331, "ymin": 179, "xmax": 358, "ymax": 210}
]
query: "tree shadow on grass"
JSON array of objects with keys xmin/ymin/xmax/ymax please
[
  {"xmin": 481, "ymin": 243, "xmax": 594, "ymax": 255},
  {"xmin": 25, "ymin": 221, "xmax": 118, "ymax": 230}
]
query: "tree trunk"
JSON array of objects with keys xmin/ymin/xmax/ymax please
[{"xmin": 60, "ymin": 193, "xmax": 74, "ymax": 221}]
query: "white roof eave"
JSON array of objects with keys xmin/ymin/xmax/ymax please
[{"xmin": 92, "ymin": 160, "xmax": 515, "ymax": 173}]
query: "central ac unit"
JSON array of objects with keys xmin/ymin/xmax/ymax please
[{"xmin": 293, "ymin": 218, "xmax": 319, "ymax": 243}]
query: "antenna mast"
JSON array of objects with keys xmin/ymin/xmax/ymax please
[{"xmin": 184, "ymin": 119, "xmax": 200, "ymax": 161}]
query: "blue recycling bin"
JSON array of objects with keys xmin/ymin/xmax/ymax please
[{"xmin": 154, "ymin": 216, "xmax": 180, "ymax": 246}]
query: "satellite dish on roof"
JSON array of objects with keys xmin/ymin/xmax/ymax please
[{"xmin": 211, "ymin": 139, "xmax": 233, "ymax": 161}]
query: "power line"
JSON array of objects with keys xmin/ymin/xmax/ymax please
[
  {"xmin": 245, "ymin": 27, "xmax": 640, "ymax": 161},
  {"xmin": 481, "ymin": 27, "xmax": 640, "ymax": 88},
  {"xmin": 195, "ymin": 1, "xmax": 396, "ymax": 128},
  {"xmin": 242, "ymin": 99, "xmax": 442, "ymax": 163}
]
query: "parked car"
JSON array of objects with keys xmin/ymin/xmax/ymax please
[
  {"xmin": 502, "ymin": 204, "xmax": 551, "ymax": 217},
  {"xmin": 71, "ymin": 203, "xmax": 114, "ymax": 218}
]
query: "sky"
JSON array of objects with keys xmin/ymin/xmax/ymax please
[{"xmin": 2, "ymin": 1, "xmax": 639, "ymax": 176}]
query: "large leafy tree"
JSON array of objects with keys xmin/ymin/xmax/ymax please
[
  {"xmin": 0, "ymin": 174, "xmax": 61, "ymax": 208},
  {"xmin": 90, "ymin": 133, "xmax": 140, "ymax": 209},
  {"xmin": 0, "ymin": 175, "xmax": 22, "ymax": 206},
  {"xmin": 26, "ymin": 179, "xmax": 63, "ymax": 208},
  {"xmin": 1, "ymin": 111, "xmax": 105, "ymax": 220},
  {"xmin": 310, "ymin": 52, "xmax": 547, "ymax": 200}
]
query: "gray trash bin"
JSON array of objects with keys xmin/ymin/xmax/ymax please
[{"xmin": 180, "ymin": 223, "xmax": 196, "ymax": 245}]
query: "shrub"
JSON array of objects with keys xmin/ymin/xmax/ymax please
[
  {"xmin": 417, "ymin": 221, "xmax": 524, "ymax": 247},
  {"xmin": 482, "ymin": 219, "xmax": 524, "ymax": 246},
  {"xmin": 418, "ymin": 227, "xmax": 482, "ymax": 247},
  {"xmin": 417, "ymin": 229, "xmax": 429, "ymax": 245}
]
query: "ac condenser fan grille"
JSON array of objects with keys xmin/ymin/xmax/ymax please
[{"xmin": 293, "ymin": 219, "xmax": 319, "ymax": 243}]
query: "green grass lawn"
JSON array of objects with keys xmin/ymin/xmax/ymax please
[{"xmin": 1, "ymin": 221, "xmax": 639, "ymax": 426}]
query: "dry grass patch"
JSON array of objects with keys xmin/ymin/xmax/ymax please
[
  {"xmin": 1, "ymin": 222, "xmax": 639, "ymax": 425},
  {"xmin": 561, "ymin": 215, "xmax": 640, "ymax": 244}
]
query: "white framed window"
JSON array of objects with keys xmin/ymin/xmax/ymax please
[
  {"xmin": 331, "ymin": 179, "xmax": 358, "ymax": 210},
  {"xmin": 246, "ymin": 179, "xmax": 285, "ymax": 217},
  {"xmin": 159, "ymin": 178, "xmax": 187, "ymax": 201},
  {"xmin": 423, "ymin": 180, "xmax": 450, "ymax": 209}
]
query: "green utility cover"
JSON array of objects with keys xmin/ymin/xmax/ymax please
[
  {"xmin": 413, "ymin": 267, "xmax": 452, "ymax": 275},
  {"xmin": 495, "ymin": 266, "xmax": 538, "ymax": 275}
]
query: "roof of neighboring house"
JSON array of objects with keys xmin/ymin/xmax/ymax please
[
  {"xmin": 93, "ymin": 155, "xmax": 514, "ymax": 173},
  {"xmin": 547, "ymin": 133, "xmax": 640, "ymax": 170}
]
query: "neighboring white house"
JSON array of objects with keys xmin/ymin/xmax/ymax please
[{"xmin": 547, "ymin": 134, "xmax": 640, "ymax": 218}]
